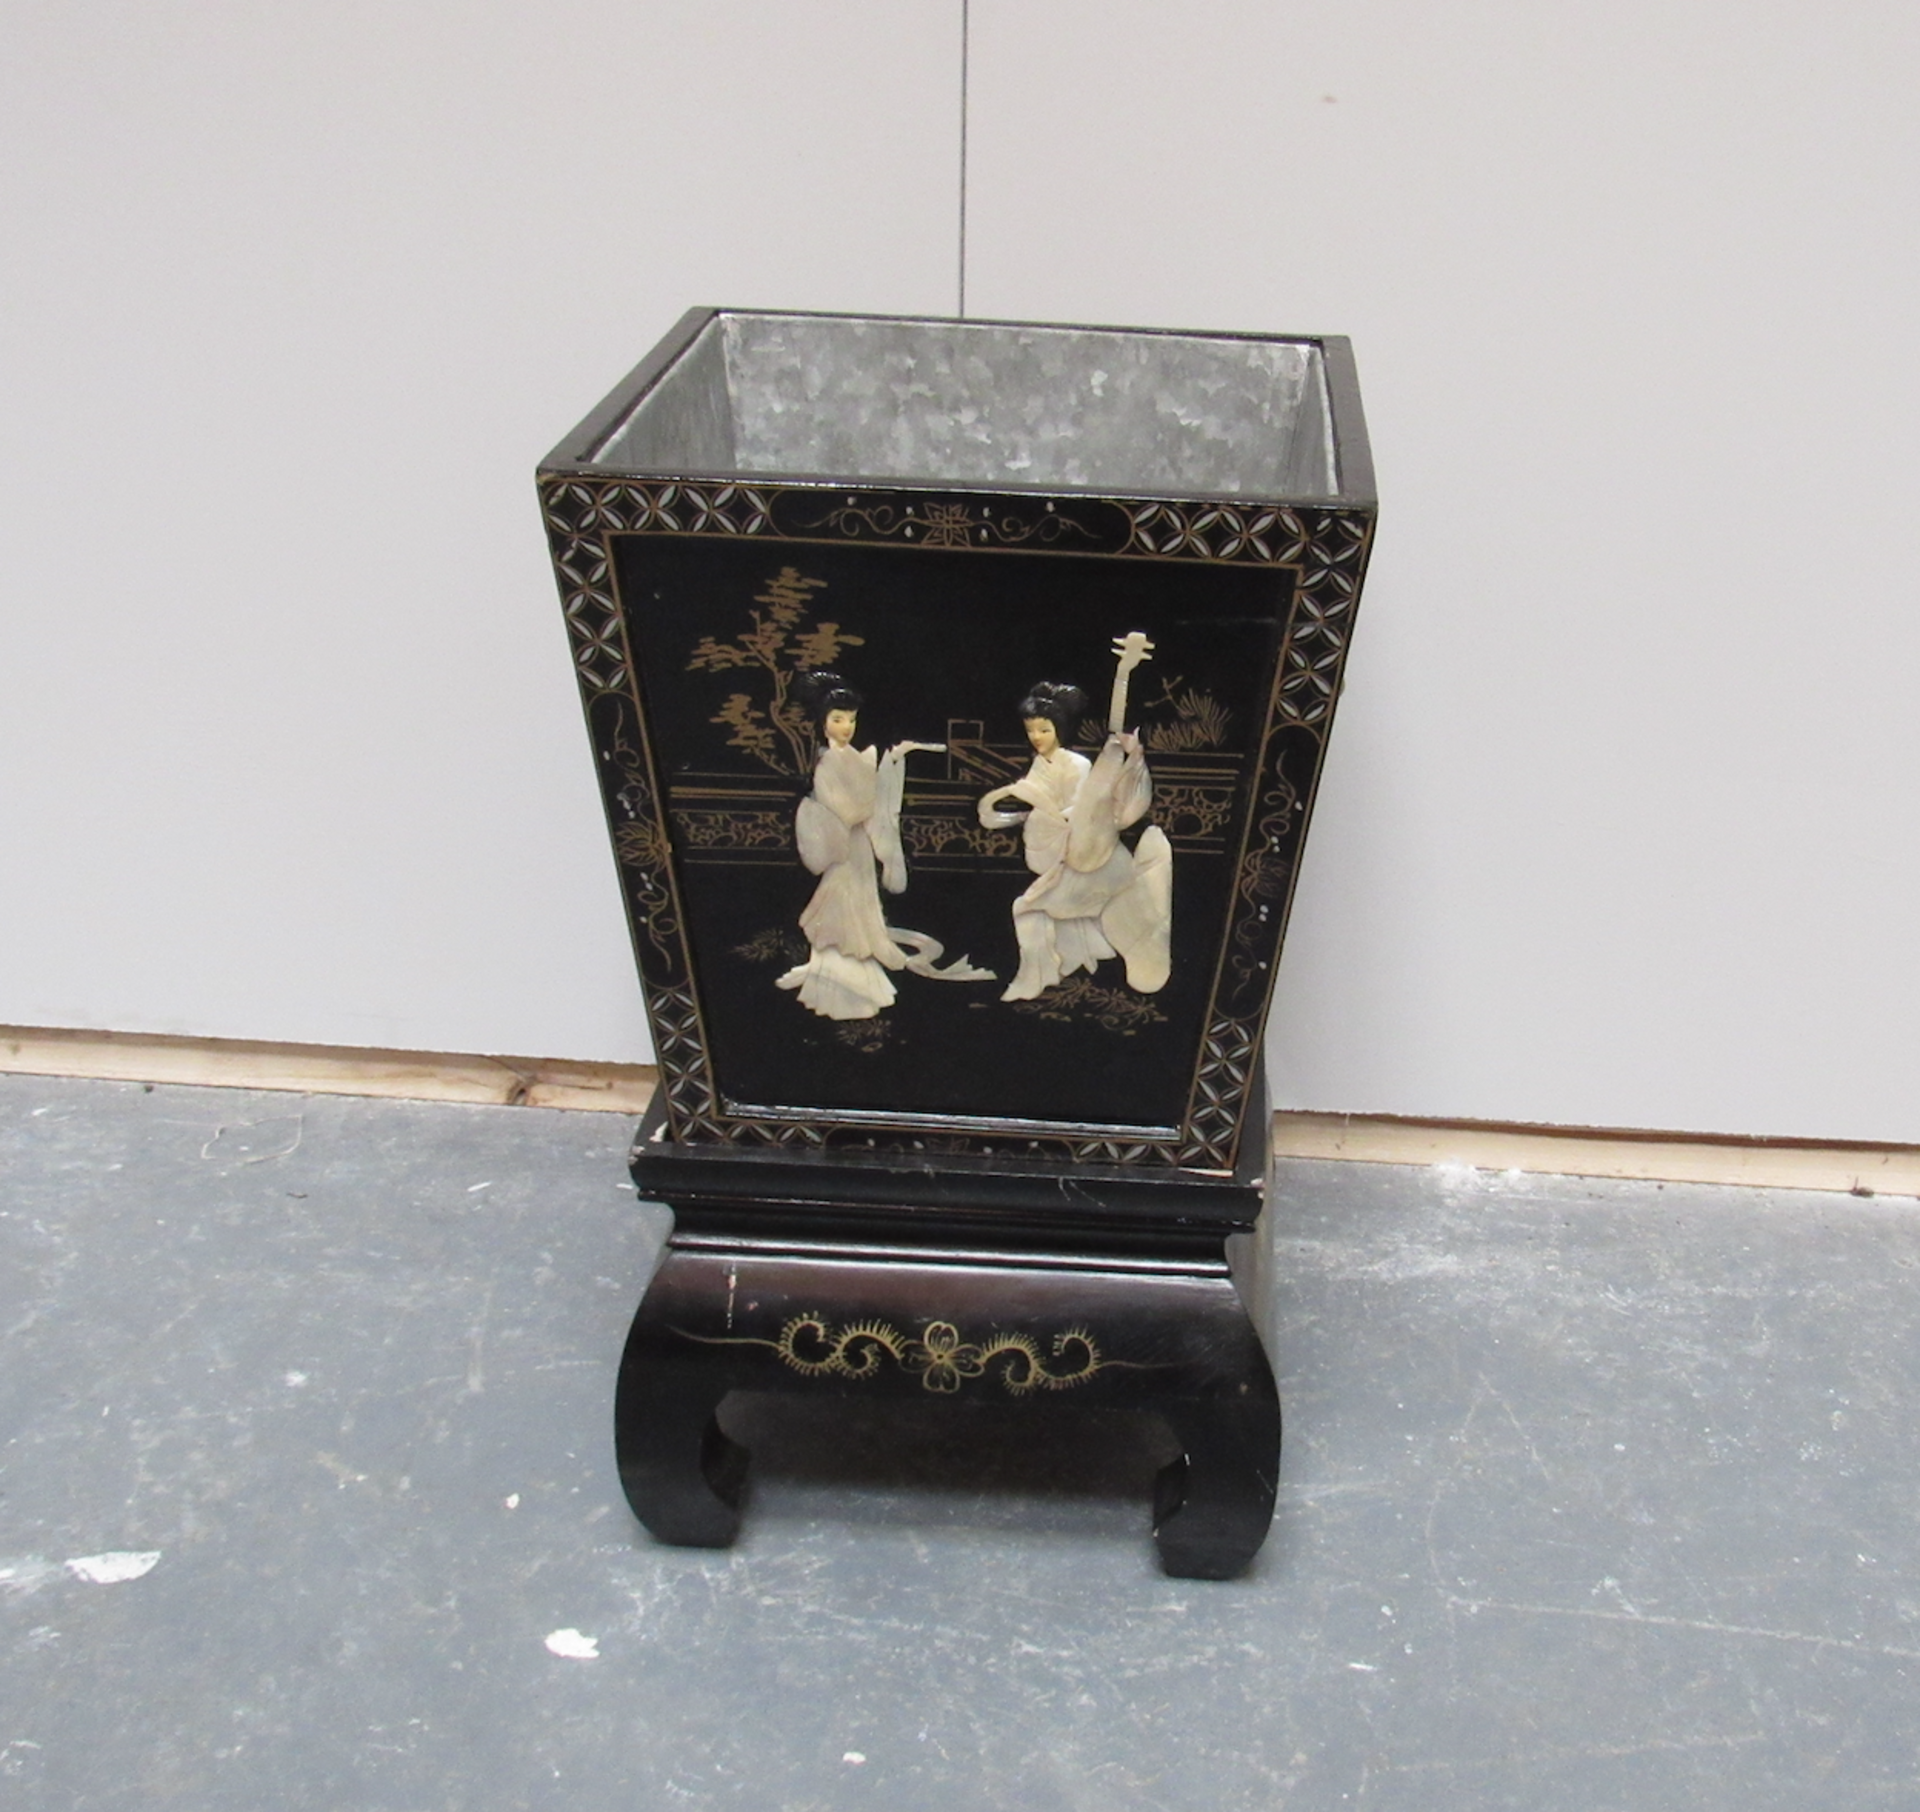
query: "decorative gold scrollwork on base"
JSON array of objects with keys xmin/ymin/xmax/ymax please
[{"xmin": 681, "ymin": 1315, "xmax": 1112, "ymax": 1394}]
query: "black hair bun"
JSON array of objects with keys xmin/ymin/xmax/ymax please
[
  {"xmin": 1016, "ymin": 681, "xmax": 1088, "ymax": 738},
  {"xmin": 793, "ymin": 669, "xmax": 865, "ymax": 724}
]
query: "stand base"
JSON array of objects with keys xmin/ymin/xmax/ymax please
[{"xmin": 615, "ymin": 1093, "xmax": 1280, "ymax": 1580}]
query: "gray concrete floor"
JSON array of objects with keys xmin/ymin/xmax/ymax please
[{"xmin": 2, "ymin": 1072, "xmax": 1917, "ymax": 1810}]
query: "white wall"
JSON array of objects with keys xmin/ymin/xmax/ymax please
[
  {"xmin": 0, "ymin": 0, "xmax": 960, "ymax": 1064},
  {"xmin": 4, "ymin": 1, "xmax": 1917, "ymax": 1143},
  {"xmin": 962, "ymin": 0, "xmax": 1920, "ymax": 1144}
]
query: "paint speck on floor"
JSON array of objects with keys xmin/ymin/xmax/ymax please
[
  {"xmin": 65, "ymin": 1552, "xmax": 159, "ymax": 1585},
  {"xmin": 544, "ymin": 1629, "xmax": 598, "ymax": 1660}
]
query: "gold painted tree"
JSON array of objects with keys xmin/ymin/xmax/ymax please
[{"xmin": 686, "ymin": 568, "xmax": 865, "ymax": 775}]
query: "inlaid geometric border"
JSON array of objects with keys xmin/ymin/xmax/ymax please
[{"xmin": 537, "ymin": 475, "xmax": 1374, "ymax": 1172}]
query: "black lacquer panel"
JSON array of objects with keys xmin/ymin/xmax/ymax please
[
  {"xmin": 541, "ymin": 474, "xmax": 1371, "ymax": 1172},
  {"xmin": 613, "ymin": 533, "xmax": 1286, "ymax": 1134}
]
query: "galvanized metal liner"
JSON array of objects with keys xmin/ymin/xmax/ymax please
[{"xmin": 592, "ymin": 312, "xmax": 1335, "ymax": 499}]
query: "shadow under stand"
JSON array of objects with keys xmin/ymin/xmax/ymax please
[{"xmin": 615, "ymin": 1081, "xmax": 1280, "ymax": 1581}]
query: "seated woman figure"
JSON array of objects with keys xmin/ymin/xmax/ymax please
[{"xmin": 977, "ymin": 681, "xmax": 1172, "ymax": 1003}]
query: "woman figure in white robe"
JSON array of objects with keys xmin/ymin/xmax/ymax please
[
  {"xmin": 778, "ymin": 673, "xmax": 993, "ymax": 1020},
  {"xmin": 976, "ymin": 674, "xmax": 1173, "ymax": 1003}
]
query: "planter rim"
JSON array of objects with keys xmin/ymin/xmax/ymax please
[{"xmin": 540, "ymin": 306, "xmax": 1376, "ymax": 511}]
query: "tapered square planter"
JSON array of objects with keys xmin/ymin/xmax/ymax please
[{"xmin": 538, "ymin": 309, "xmax": 1375, "ymax": 1577}]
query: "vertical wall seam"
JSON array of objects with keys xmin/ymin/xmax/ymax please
[{"xmin": 958, "ymin": 0, "xmax": 970, "ymax": 317}]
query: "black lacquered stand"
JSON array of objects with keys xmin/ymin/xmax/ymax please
[
  {"xmin": 541, "ymin": 315, "xmax": 1377, "ymax": 1581},
  {"xmin": 614, "ymin": 1079, "xmax": 1280, "ymax": 1580}
]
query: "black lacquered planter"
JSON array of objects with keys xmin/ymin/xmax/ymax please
[{"xmin": 538, "ymin": 309, "xmax": 1375, "ymax": 1576}]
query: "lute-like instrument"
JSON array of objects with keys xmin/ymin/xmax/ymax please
[{"xmin": 1107, "ymin": 631, "xmax": 1155, "ymax": 734}]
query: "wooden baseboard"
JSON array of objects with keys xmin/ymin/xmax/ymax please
[
  {"xmin": 1273, "ymin": 1111, "xmax": 1920, "ymax": 1200},
  {"xmin": 2, "ymin": 1026, "xmax": 1915, "ymax": 1200},
  {"xmin": 0, "ymin": 1025, "xmax": 655, "ymax": 1115}
]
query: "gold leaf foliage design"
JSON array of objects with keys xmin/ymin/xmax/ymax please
[
  {"xmin": 733, "ymin": 928, "xmax": 809, "ymax": 965},
  {"xmin": 1140, "ymin": 675, "xmax": 1233, "ymax": 752},
  {"xmin": 541, "ymin": 479, "xmax": 776, "ymax": 696},
  {"xmin": 1005, "ymin": 974, "xmax": 1170, "ymax": 1034},
  {"xmin": 686, "ymin": 567, "xmax": 864, "ymax": 775},
  {"xmin": 686, "ymin": 1315, "xmax": 1109, "ymax": 1394}
]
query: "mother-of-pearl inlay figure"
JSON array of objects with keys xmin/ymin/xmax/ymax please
[
  {"xmin": 976, "ymin": 636, "xmax": 1173, "ymax": 1002},
  {"xmin": 778, "ymin": 672, "xmax": 994, "ymax": 1020}
]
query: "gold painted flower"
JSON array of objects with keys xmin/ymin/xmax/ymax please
[
  {"xmin": 917, "ymin": 502, "xmax": 978, "ymax": 548},
  {"xmin": 907, "ymin": 1321, "xmax": 987, "ymax": 1393}
]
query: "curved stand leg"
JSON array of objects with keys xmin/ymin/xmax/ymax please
[
  {"xmin": 613, "ymin": 1304, "xmax": 750, "ymax": 1548},
  {"xmin": 1152, "ymin": 1393, "xmax": 1282, "ymax": 1581}
]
